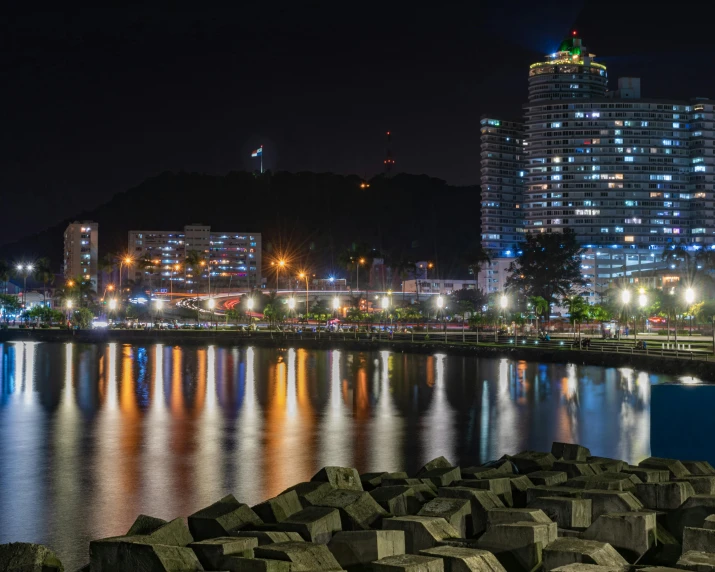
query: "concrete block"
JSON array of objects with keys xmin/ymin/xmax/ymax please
[
  {"xmin": 438, "ymin": 487, "xmax": 504, "ymax": 536},
  {"xmin": 327, "ymin": 530, "xmax": 405, "ymax": 569},
  {"xmin": 312, "ymin": 467, "xmax": 364, "ymax": 491},
  {"xmin": 126, "ymin": 516, "xmax": 193, "ymax": 546},
  {"xmin": 233, "ymin": 531, "xmax": 304, "ymax": 544},
  {"xmin": 582, "ymin": 511, "xmax": 656, "ymax": 562},
  {"xmin": 461, "ymin": 478, "xmax": 513, "ymax": 507},
  {"xmin": 126, "ymin": 514, "xmax": 168, "ymax": 535},
  {"xmin": 316, "ymin": 489, "xmax": 389, "ymax": 530},
  {"xmin": 621, "ymin": 466, "xmax": 670, "ymax": 483},
  {"xmin": 586, "ymin": 458, "xmax": 628, "ymax": 473},
  {"xmin": 0, "ymin": 543, "xmax": 64, "ymax": 572},
  {"xmin": 542, "ymin": 538, "xmax": 628, "ymax": 571},
  {"xmin": 188, "ymin": 494, "xmax": 263, "ymax": 540},
  {"xmin": 418, "ymin": 498, "xmax": 472, "ymax": 538},
  {"xmin": 683, "ymin": 526, "xmax": 715, "ymax": 553},
  {"xmin": 477, "ymin": 522, "xmax": 554, "ymax": 571},
  {"xmin": 189, "ymin": 536, "xmax": 257, "ymax": 569},
  {"xmin": 526, "ymin": 487, "xmax": 583, "ymax": 505},
  {"xmin": 361, "ymin": 472, "xmax": 389, "ymax": 490},
  {"xmin": 553, "ymin": 461, "xmax": 596, "ymax": 479},
  {"xmin": 284, "ymin": 482, "xmax": 337, "ymax": 508},
  {"xmin": 486, "ymin": 508, "xmax": 553, "ymax": 527},
  {"xmin": 579, "ymin": 490, "xmax": 643, "ymax": 520},
  {"xmin": 705, "ymin": 515, "xmax": 715, "ymax": 530},
  {"xmin": 508, "ymin": 476, "xmax": 534, "ymax": 508},
  {"xmin": 279, "ymin": 507, "xmax": 342, "ymax": 544},
  {"xmin": 677, "ymin": 477, "xmax": 715, "ymax": 495},
  {"xmin": 253, "ymin": 490, "xmax": 303, "ymax": 523},
  {"xmin": 527, "ymin": 497, "xmax": 591, "ymax": 530},
  {"xmin": 90, "ymin": 540, "xmax": 203, "ymax": 572},
  {"xmin": 373, "ymin": 554, "xmax": 445, "ymax": 572},
  {"xmin": 550, "ymin": 565, "xmax": 623, "ymax": 572},
  {"xmin": 417, "ymin": 457, "xmax": 454, "ymax": 476},
  {"xmin": 635, "ymin": 481, "xmax": 695, "ymax": 510},
  {"xmin": 668, "ymin": 494, "xmax": 715, "ymax": 539},
  {"xmin": 220, "ymin": 556, "xmax": 291, "ymax": 572},
  {"xmin": 508, "ymin": 451, "xmax": 556, "ymax": 474},
  {"xmin": 421, "ymin": 467, "xmax": 462, "ymax": 488},
  {"xmin": 371, "ymin": 486, "xmax": 422, "ymax": 516},
  {"xmin": 420, "ymin": 546, "xmax": 507, "ymax": 572},
  {"xmin": 528, "ymin": 472, "xmax": 568, "ymax": 487},
  {"xmin": 682, "ymin": 462, "xmax": 715, "ymax": 476},
  {"xmin": 638, "ymin": 458, "xmax": 692, "ymax": 480},
  {"xmin": 255, "ymin": 541, "xmax": 343, "ymax": 571},
  {"xmin": 552, "ymin": 443, "xmax": 591, "ymax": 462},
  {"xmin": 677, "ymin": 550, "xmax": 715, "ymax": 572},
  {"xmin": 565, "ymin": 473, "xmax": 641, "ymax": 492},
  {"xmin": 462, "ymin": 463, "xmax": 513, "ymax": 480},
  {"xmin": 382, "ymin": 516, "xmax": 460, "ymax": 554}
]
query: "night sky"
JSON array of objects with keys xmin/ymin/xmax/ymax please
[{"xmin": 4, "ymin": 1, "xmax": 715, "ymax": 244}]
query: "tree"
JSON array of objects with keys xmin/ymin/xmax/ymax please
[
  {"xmin": 0, "ymin": 294, "xmax": 21, "ymax": 322},
  {"xmin": 310, "ymin": 299, "xmax": 331, "ymax": 321},
  {"xmin": 565, "ymin": 295, "xmax": 588, "ymax": 340},
  {"xmin": 463, "ymin": 244, "xmax": 491, "ymax": 287},
  {"xmin": 506, "ymin": 229, "xmax": 586, "ymax": 308},
  {"xmin": 0, "ymin": 260, "xmax": 10, "ymax": 293},
  {"xmin": 25, "ymin": 305, "xmax": 64, "ymax": 325},
  {"xmin": 662, "ymin": 245, "xmax": 695, "ymax": 284},
  {"xmin": 71, "ymin": 307, "xmax": 94, "ymax": 329},
  {"xmin": 33, "ymin": 257, "xmax": 54, "ymax": 304}
]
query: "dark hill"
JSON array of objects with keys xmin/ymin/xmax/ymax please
[{"xmin": 0, "ymin": 171, "xmax": 480, "ymax": 278}]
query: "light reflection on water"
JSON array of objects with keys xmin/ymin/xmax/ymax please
[{"xmin": 0, "ymin": 341, "xmax": 679, "ymax": 568}]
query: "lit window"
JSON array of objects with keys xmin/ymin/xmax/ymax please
[
  {"xmin": 625, "ymin": 236, "xmax": 634, "ymax": 242},
  {"xmin": 673, "ymin": 123, "xmax": 680, "ymax": 128},
  {"xmin": 624, "ymin": 156, "xmax": 634, "ymax": 162}
]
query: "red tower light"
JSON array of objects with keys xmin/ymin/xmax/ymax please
[{"xmin": 572, "ymin": 30, "xmax": 577, "ymax": 36}]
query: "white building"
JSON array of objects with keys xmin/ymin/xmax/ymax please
[
  {"xmin": 128, "ymin": 223, "xmax": 261, "ymax": 292},
  {"xmin": 63, "ymin": 221, "xmax": 98, "ymax": 286},
  {"xmin": 403, "ymin": 279, "xmax": 477, "ymax": 295},
  {"xmin": 476, "ymin": 258, "xmax": 514, "ymax": 295}
]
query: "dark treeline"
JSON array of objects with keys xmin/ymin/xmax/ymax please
[{"xmin": 0, "ymin": 171, "xmax": 481, "ymax": 280}]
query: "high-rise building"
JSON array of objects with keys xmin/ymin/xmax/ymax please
[
  {"xmin": 127, "ymin": 224, "xmax": 261, "ymax": 292},
  {"xmin": 481, "ymin": 32, "xmax": 715, "ymax": 301},
  {"xmin": 480, "ymin": 118, "xmax": 526, "ymax": 256},
  {"xmin": 63, "ymin": 221, "xmax": 99, "ymax": 286}
]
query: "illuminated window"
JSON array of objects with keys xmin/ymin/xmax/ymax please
[
  {"xmin": 624, "ymin": 156, "xmax": 634, "ymax": 162},
  {"xmin": 624, "ymin": 236, "xmax": 634, "ymax": 242},
  {"xmin": 673, "ymin": 123, "xmax": 680, "ymax": 128}
]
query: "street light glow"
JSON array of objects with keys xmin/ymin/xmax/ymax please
[
  {"xmin": 288, "ymin": 298, "xmax": 296, "ymax": 310},
  {"xmin": 500, "ymin": 294, "xmax": 508, "ymax": 309},
  {"xmin": 208, "ymin": 299, "xmax": 215, "ymax": 309},
  {"xmin": 333, "ymin": 297, "xmax": 340, "ymax": 310},
  {"xmin": 247, "ymin": 298, "xmax": 254, "ymax": 310},
  {"xmin": 685, "ymin": 287, "xmax": 695, "ymax": 304},
  {"xmin": 381, "ymin": 296, "xmax": 389, "ymax": 310},
  {"xmin": 638, "ymin": 291, "xmax": 647, "ymax": 308},
  {"xmin": 109, "ymin": 299, "xmax": 117, "ymax": 310},
  {"xmin": 436, "ymin": 295, "xmax": 444, "ymax": 309},
  {"xmin": 66, "ymin": 300, "xmax": 73, "ymax": 309},
  {"xmin": 621, "ymin": 290, "xmax": 631, "ymax": 305}
]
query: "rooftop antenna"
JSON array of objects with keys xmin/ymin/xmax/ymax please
[{"xmin": 383, "ymin": 131, "xmax": 395, "ymax": 177}]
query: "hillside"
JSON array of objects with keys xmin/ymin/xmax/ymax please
[{"xmin": 0, "ymin": 171, "xmax": 481, "ymax": 278}]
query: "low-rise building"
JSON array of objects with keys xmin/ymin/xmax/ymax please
[{"xmin": 403, "ymin": 279, "xmax": 477, "ymax": 295}]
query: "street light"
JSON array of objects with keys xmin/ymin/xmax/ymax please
[
  {"xmin": 637, "ymin": 289, "xmax": 647, "ymax": 345},
  {"xmin": 16, "ymin": 264, "xmax": 34, "ymax": 311},
  {"xmin": 119, "ymin": 256, "xmax": 133, "ymax": 297},
  {"xmin": 208, "ymin": 297, "xmax": 216, "ymax": 330},
  {"xmin": 499, "ymin": 294, "xmax": 508, "ymax": 342},
  {"xmin": 621, "ymin": 289, "xmax": 631, "ymax": 340},
  {"xmin": 65, "ymin": 299, "xmax": 73, "ymax": 326},
  {"xmin": 436, "ymin": 295, "xmax": 445, "ymax": 341},
  {"xmin": 288, "ymin": 297, "xmax": 296, "ymax": 326},
  {"xmin": 108, "ymin": 299, "xmax": 117, "ymax": 310},
  {"xmin": 298, "ymin": 272, "xmax": 309, "ymax": 316},
  {"xmin": 381, "ymin": 295, "xmax": 389, "ymax": 340},
  {"xmin": 685, "ymin": 287, "xmax": 696, "ymax": 336}
]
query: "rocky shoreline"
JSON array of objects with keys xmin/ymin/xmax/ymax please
[
  {"xmin": 1, "ymin": 328, "xmax": 714, "ymax": 379},
  {"xmin": 3, "ymin": 443, "xmax": 715, "ymax": 571}
]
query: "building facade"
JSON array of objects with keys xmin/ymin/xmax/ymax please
[
  {"xmin": 63, "ymin": 221, "xmax": 98, "ymax": 286},
  {"xmin": 480, "ymin": 118, "xmax": 526, "ymax": 256},
  {"xmin": 128, "ymin": 224, "xmax": 261, "ymax": 292},
  {"xmin": 481, "ymin": 32, "xmax": 715, "ymax": 302},
  {"xmin": 403, "ymin": 279, "xmax": 477, "ymax": 295}
]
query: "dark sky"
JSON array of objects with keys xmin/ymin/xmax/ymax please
[{"xmin": 3, "ymin": 1, "xmax": 715, "ymax": 245}]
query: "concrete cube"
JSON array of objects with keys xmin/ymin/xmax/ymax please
[
  {"xmin": 316, "ymin": 489, "xmax": 389, "ymax": 530},
  {"xmin": 683, "ymin": 526, "xmax": 715, "ymax": 553},
  {"xmin": 550, "ymin": 565, "xmax": 624, "ymax": 572},
  {"xmin": 254, "ymin": 541, "xmax": 343, "ymax": 571},
  {"xmin": 582, "ymin": 512, "xmax": 656, "ymax": 562},
  {"xmin": 252, "ymin": 490, "xmax": 303, "ymax": 523},
  {"xmin": 418, "ymin": 498, "xmax": 472, "ymax": 538},
  {"xmin": 284, "ymin": 482, "xmax": 337, "ymax": 508},
  {"xmin": 312, "ymin": 466, "xmax": 364, "ymax": 491},
  {"xmin": 677, "ymin": 550, "xmax": 715, "ymax": 572},
  {"xmin": 525, "ymin": 486, "xmax": 583, "ymax": 505},
  {"xmin": 438, "ymin": 487, "xmax": 504, "ymax": 536},
  {"xmin": 327, "ymin": 530, "xmax": 405, "ymax": 569},
  {"xmin": 553, "ymin": 461, "xmax": 596, "ymax": 479},
  {"xmin": 677, "ymin": 477, "xmax": 715, "ymax": 495},
  {"xmin": 586, "ymin": 458, "xmax": 628, "ymax": 473},
  {"xmin": 421, "ymin": 467, "xmax": 462, "ymax": 488},
  {"xmin": 361, "ymin": 472, "xmax": 389, "ymax": 491},
  {"xmin": 579, "ymin": 490, "xmax": 643, "ymax": 520},
  {"xmin": 188, "ymin": 494, "xmax": 263, "ymax": 540},
  {"xmin": 528, "ymin": 497, "xmax": 591, "ymax": 530},
  {"xmin": 621, "ymin": 466, "xmax": 670, "ymax": 483},
  {"xmin": 126, "ymin": 516, "xmax": 193, "ymax": 546},
  {"xmin": 417, "ymin": 457, "xmax": 454, "ymax": 476},
  {"xmin": 462, "ymin": 464, "xmax": 513, "ymax": 480},
  {"xmin": 509, "ymin": 476, "xmax": 534, "ymax": 508},
  {"xmin": 373, "ymin": 554, "xmax": 445, "ymax": 572},
  {"xmin": 542, "ymin": 538, "xmax": 628, "ymax": 571},
  {"xmin": 420, "ymin": 546, "xmax": 507, "ymax": 572},
  {"xmin": 461, "ymin": 478, "xmax": 513, "ymax": 507},
  {"xmin": 90, "ymin": 540, "xmax": 203, "ymax": 572},
  {"xmin": 0, "ymin": 543, "xmax": 63, "ymax": 572},
  {"xmin": 528, "ymin": 472, "xmax": 568, "ymax": 487},
  {"xmin": 552, "ymin": 443, "xmax": 591, "ymax": 462},
  {"xmin": 477, "ymin": 522, "xmax": 555, "ymax": 571},
  {"xmin": 638, "ymin": 458, "xmax": 692, "ymax": 479},
  {"xmin": 278, "ymin": 506, "xmax": 342, "ymax": 544},
  {"xmin": 371, "ymin": 486, "xmax": 422, "ymax": 516},
  {"xmin": 189, "ymin": 536, "xmax": 257, "ymax": 569},
  {"xmin": 233, "ymin": 530, "xmax": 304, "ymax": 544},
  {"xmin": 508, "ymin": 451, "xmax": 556, "ymax": 474},
  {"xmin": 382, "ymin": 516, "xmax": 461, "ymax": 554},
  {"xmin": 566, "ymin": 473, "xmax": 640, "ymax": 492},
  {"xmin": 705, "ymin": 515, "xmax": 715, "ymax": 530},
  {"xmin": 220, "ymin": 556, "xmax": 291, "ymax": 572},
  {"xmin": 682, "ymin": 462, "xmax": 715, "ymax": 476},
  {"xmin": 635, "ymin": 481, "xmax": 695, "ymax": 510},
  {"xmin": 486, "ymin": 508, "xmax": 553, "ymax": 527}
]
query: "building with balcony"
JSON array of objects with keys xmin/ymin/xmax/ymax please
[{"xmin": 63, "ymin": 221, "xmax": 98, "ymax": 287}]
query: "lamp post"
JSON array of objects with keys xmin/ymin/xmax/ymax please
[
  {"xmin": 273, "ymin": 259, "xmax": 286, "ymax": 291},
  {"xmin": 288, "ymin": 297, "xmax": 296, "ymax": 327},
  {"xmin": 621, "ymin": 289, "xmax": 631, "ymax": 340},
  {"xmin": 685, "ymin": 287, "xmax": 695, "ymax": 337},
  {"xmin": 246, "ymin": 296, "xmax": 254, "ymax": 330},
  {"xmin": 65, "ymin": 299, "xmax": 73, "ymax": 327},
  {"xmin": 109, "ymin": 298, "xmax": 117, "ymax": 323},
  {"xmin": 500, "ymin": 294, "xmax": 508, "ymax": 343},
  {"xmin": 16, "ymin": 264, "xmax": 34, "ymax": 312},
  {"xmin": 381, "ymin": 295, "xmax": 389, "ymax": 340},
  {"xmin": 436, "ymin": 295, "xmax": 444, "ymax": 341},
  {"xmin": 208, "ymin": 298, "xmax": 216, "ymax": 330},
  {"xmin": 637, "ymin": 289, "xmax": 647, "ymax": 346},
  {"xmin": 153, "ymin": 298, "xmax": 163, "ymax": 327},
  {"xmin": 119, "ymin": 256, "xmax": 133, "ymax": 298},
  {"xmin": 299, "ymin": 272, "xmax": 309, "ymax": 317}
]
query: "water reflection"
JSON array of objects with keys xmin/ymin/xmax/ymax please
[{"xmin": 0, "ymin": 342, "xmax": 687, "ymax": 569}]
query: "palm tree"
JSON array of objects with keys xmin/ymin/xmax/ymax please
[
  {"xmin": 0, "ymin": 259, "xmax": 9, "ymax": 293},
  {"xmin": 662, "ymin": 245, "xmax": 695, "ymax": 284},
  {"xmin": 33, "ymin": 258, "xmax": 54, "ymax": 304},
  {"xmin": 565, "ymin": 294, "xmax": 588, "ymax": 341}
]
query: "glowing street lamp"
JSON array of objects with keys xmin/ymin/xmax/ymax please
[
  {"xmin": 635, "ymin": 288, "xmax": 648, "ymax": 344},
  {"xmin": 16, "ymin": 264, "xmax": 34, "ymax": 310},
  {"xmin": 298, "ymin": 271, "xmax": 310, "ymax": 316},
  {"xmin": 119, "ymin": 255, "xmax": 134, "ymax": 296},
  {"xmin": 109, "ymin": 299, "xmax": 118, "ymax": 310},
  {"xmin": 685, "ymin": 287, "xmax": 696, "ymax": 336},
  {"xmin": 621, "ymin": 289, "xmax": 631, "ymax": 339}
]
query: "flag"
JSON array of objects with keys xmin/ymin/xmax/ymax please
[{"xmin": 251, "ymin": 147, "xmax": 263, "ymax": 157}]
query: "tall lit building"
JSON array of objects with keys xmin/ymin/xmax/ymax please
[
  {"xmin": 63, "ymin": 221, "xmax": 99, "ymax": 286},
  {"xmin": 481, "ymin": 32, "xmax": 715, "ymax": 301},
  {"xmin": 127, "ymin": 224, "xmax": 261, "ymax": 292},
  {"xmin": 480, "ymin": 118, "xmax": 526, "ymax": 256}
]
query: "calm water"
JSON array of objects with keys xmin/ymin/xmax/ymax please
[{"xmin": 0, "ymin": 342, "xmax": 694, "ymax": 568}]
